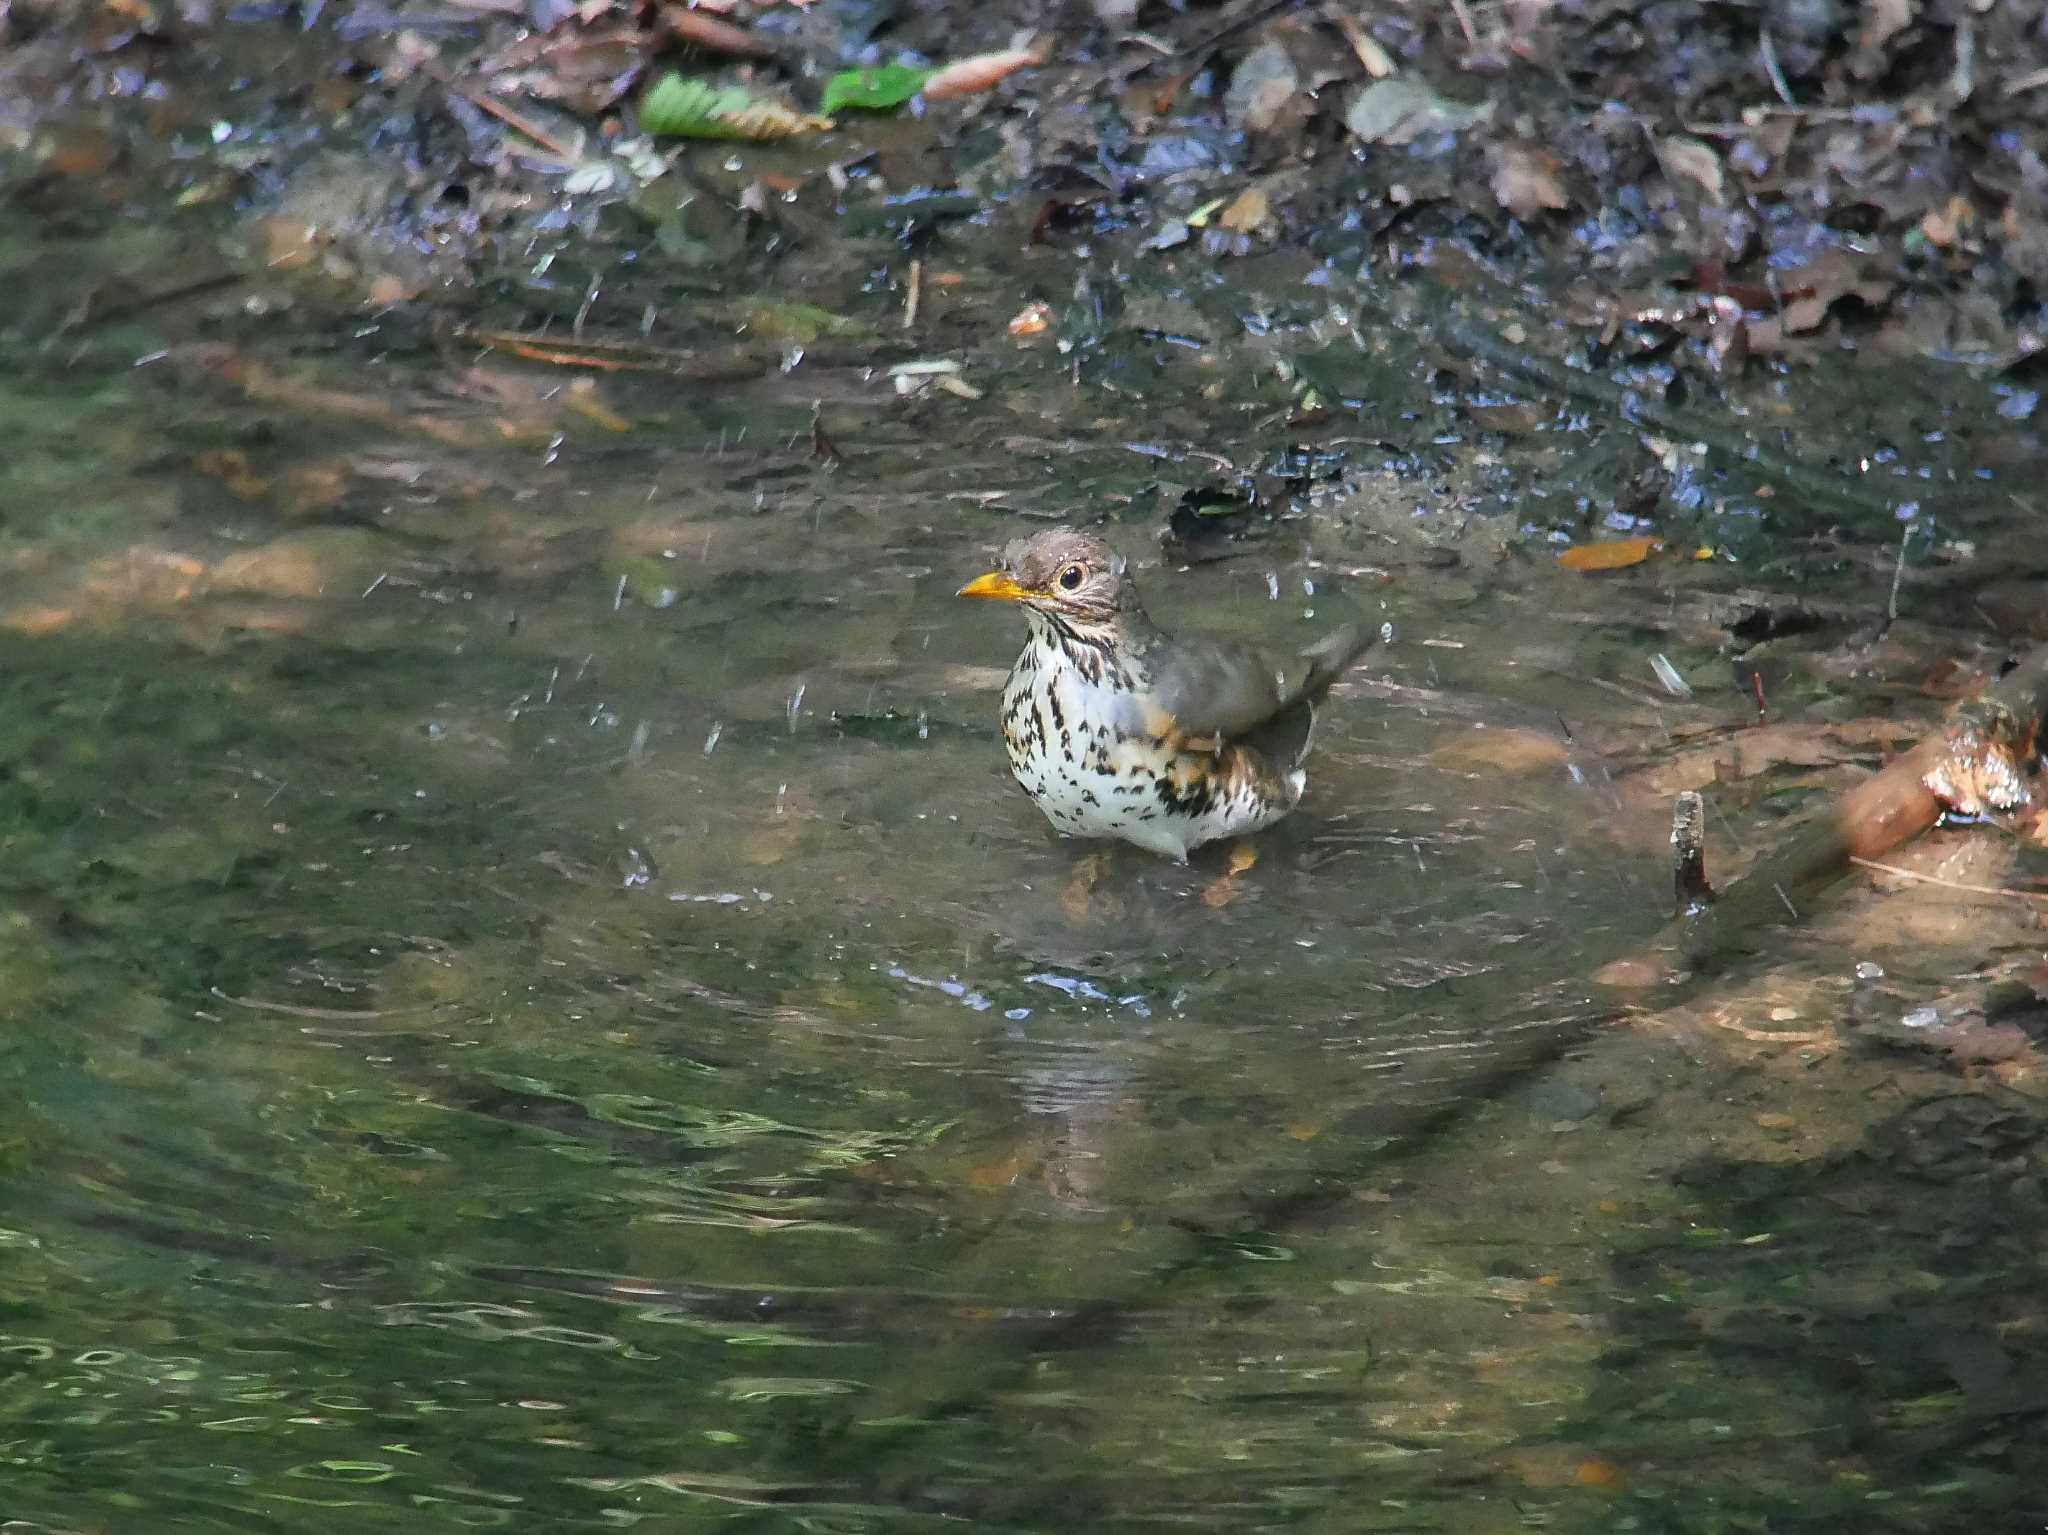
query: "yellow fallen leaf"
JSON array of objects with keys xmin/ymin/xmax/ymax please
[
  {"xmin": 1218, "ymin": 184, "xmax": 1271, "ymax": 234},
  {"xmin": 1575, "ymin": 1456, "xmax": 1627, "ymax": 1492},
  {"xmin": 965, "ymin": 1152, "xmax": 1031, "ymax": 1189},
  {"xmin": 1433, "ymin": 726, "xmax": 1571, "ymax": 775},
  {"xmin": 1557, "ymin": 536, "xmax": 1660, "ymax": 572},
  {"xmin": 261, "ymin": 216, "xmax": 322, "ymax": 271}
]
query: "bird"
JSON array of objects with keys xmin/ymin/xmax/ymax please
[{"xmin": 957, "ymin": 526, "xmax": 1379, "ymax": 861}]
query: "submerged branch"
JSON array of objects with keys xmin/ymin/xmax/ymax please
[
  {"xmin": 1663, "ymin": 641, "xmax": 2048, "ymax": 973},
  {"xmin": 1413, "ymin": 297, "xmax": 1914, "ymax": 526}
]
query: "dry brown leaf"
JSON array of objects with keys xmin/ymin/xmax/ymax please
[
  {"xmin": 1060, "ymin": 866, "xmax": 1093, "ymax": 923},
  {"xmin": 1917, "ymin": 193, "xmax": 1973, "ymax": 248},
  {"xmin": 0, "ymin": 605, "xmax": 78, "ymax": 635},
  {"xmin": 1575, "ymin": 1457, "xmax": 1627, "ymax": 1493},
  {"xmin": 1743, "ymin": 314, "xmax": 1789, "ymax": 354},
  {"xmin": 1218, "ymin": 184, "xmax": 1272, "ymax": 234},
  {"xmin": 195, "ymin": 448, "xmax": 270, "ymax": 502},
  {"xmin": 1491, "ymin": 142, "xmax": 1568, "ymax": 220},
  {"xmin": 45, "ymin": 128, "xmax": 117, "ymax": 177},
  {"xmin": 726, "ymin": 99, "xmax": 829, "ymax": 138},
  {"xmin": 965, "ymin": 1151, "xmax": 1032, "ymax": 1189},
  {"xmin": 1657, "ymin": 135, "xmax": 1725, "ymax": 205},
  {"xmin": 662, "ymin": 6, "xmax": 775, "ymax": 57},
  {"xmin": 1345, "ymin": 76, "xmax": 1491, "ymax": 144},
  {"xmin": 1007, "ymin": 301, "xmax": 1053, "ymax": 338},
  {"xmin": 261, "ymin": 217, "xmax": 323, "ymax": 271},
  {"xmin": 1627, "ymin": 720, "xmax": 1919, "ymax": 797},
  {"xmin": 364, "ymin": 272, "xmax": 422, "ymax": 307},
  {"xmin": 1860, "ymin": 0, "xmax": 1914, "ymax": 49},
  {"xmin": 279, "ymin": 464, "xmax": 351, "ymax": 516},
  {"xmin": 84, "ymin": 548, "xmax": 207, "ymax": 609},
  {"xmin": 1777, "ymin": 249, "xmax": 1895, "ymax": 334},
  {"xmin": 1433, "ymin": 726, "xmax": 1571, "ymax": 776},
  {"xmin": 1853, "ymin": 0, "xmax": 1914, "ymax": 75},
  {"xmin": 211, "ymin": 532, "xmax": 382, "ymax": 601},
  {"xmin": 922, "ymin": 46, "xmax": 1046, "ymax": 100},
  {"xmin": 1557, "ymin": 536, "xmax": 1659, "ymax": 572},
  {"xmin": 480, "ymin": 23, "xmax": 644, "ymax": 112},
  {"xmin": 1224, "ymin": 40, "xmax": 1299, "ymax": 133},
  {"xmin": 1467, "ymin": 401, "xmax": 1548, "ymax": 433}
]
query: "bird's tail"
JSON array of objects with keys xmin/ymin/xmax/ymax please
[
  {"xmin": 1240, "ymin": 622, "xmax": 1383, "ymax": 775},
  {"xmin": 1297, "ymin": 621, "xmax": 1384, "ymax": 703}
]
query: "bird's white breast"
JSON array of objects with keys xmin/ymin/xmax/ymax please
[{"xmin": 1000, "ymin": 637, "xmax": 1302, "ymax": 861}]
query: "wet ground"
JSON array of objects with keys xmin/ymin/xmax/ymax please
[{"xmin": 5, "ymin": 8, "xmax": 2048, "ymax": 1533}]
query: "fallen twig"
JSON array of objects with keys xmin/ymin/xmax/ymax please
[
  {"xmin": 423, "ymin": 60, "xmax": 581, "ymax": 162},
  {"xmin": 1850, "ymin": 856, "xmax": 2048, "ymax": 904},
  {"xmin": 902, "ymin": 258, "xmax": 922, "ymax": 330}
]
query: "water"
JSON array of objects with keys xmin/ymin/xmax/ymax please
[{"xmin": 5, "ymin": 95, "xmax": 2047, "ymax": 1535}]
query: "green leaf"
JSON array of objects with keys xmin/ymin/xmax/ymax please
[
  {"xmin": 642, "ymin": 75, "xmax": 751, "ymax": 137},
  {"xmin": 641, "ymin": 74, "xmax": 830, "ymax": 141},
  {"xmin": 818, "ymin": 64, "xmax": 933, "ymax": 116}
]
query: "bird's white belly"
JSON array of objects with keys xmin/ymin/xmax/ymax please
[{"xmin": 1000, "ymin": 658, "xmax": 1302, "ymax": 861}]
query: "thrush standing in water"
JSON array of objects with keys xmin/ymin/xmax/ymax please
[{"xmin": 957, "ymin": 527, "xmax": 1380, "ymax": 861}]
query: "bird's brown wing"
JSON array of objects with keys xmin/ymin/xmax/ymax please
[{"xmin": 1125, "ymin": 623, "xmax": 1379, "ymax": 746}]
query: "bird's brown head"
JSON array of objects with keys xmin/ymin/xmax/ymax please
[{"xmin": 956, "ymin": 527, "xmax": 1136, "ymax": 628}]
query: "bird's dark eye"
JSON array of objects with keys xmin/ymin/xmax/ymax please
[{"xmin": 1058, "ymin": 563, "xmax": 1085, "ymax": 591}]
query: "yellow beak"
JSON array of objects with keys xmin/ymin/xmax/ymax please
[{"xmin": 957, "ymin": 571, "xmax": 1032, "ymax": 602}]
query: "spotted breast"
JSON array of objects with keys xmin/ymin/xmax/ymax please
[
  {"xmin": 997, "ymin": 619, "xmax": 1306, "ymax": 862},
  {"xmin": 961, "ymin": 528, "xmax": 1377, "ymax": 861}
]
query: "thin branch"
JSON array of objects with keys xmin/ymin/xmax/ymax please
[
  {"xmin": 423, "ymin": 60, "xmax": 581, "ymax": 162},
  {"xmin": 1851, "ymin": 856, "xmax": 2048, "ymax": 904}
]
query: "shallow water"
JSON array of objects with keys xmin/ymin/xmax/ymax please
[{"xmin": 5, "ymin": 99, "xmax": 2048, "ymax": 1534}]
